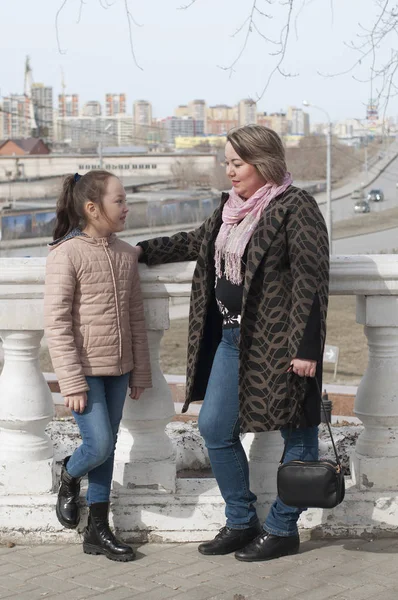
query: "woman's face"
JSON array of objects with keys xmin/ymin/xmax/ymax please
[{"xmin": 224, "ymin": 141, "xmax": 266, "ymax": 199}]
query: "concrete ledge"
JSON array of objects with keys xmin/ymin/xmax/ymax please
[{"xmin": 1, "ymin": 478, "xmax": 397, "ymax": 544}]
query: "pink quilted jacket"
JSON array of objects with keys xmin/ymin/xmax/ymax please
[{"xmin": 44, "ymin": 231, "xmax": 152, "ymax": 397}]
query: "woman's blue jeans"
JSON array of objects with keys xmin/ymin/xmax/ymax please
[
  {"xmin": 198, "ymin": 327, "xmax": 319, "ymax": 537},
  {"xmin": 66, "ymin": 373, "xmax": 129, "ymax": 505}
]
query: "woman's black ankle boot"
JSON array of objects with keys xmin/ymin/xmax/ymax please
[
  {"xmin": 56, "ymin": 456, "xmax": 82, "ymax": 529},
  {"xmin": 83, "ymin": 502, "xmax": 135, "ymax": 562}
]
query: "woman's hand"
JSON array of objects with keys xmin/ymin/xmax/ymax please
[
  {"xmin": 290, "ymin": 358, "xmax": 317, "ymax": 378},
  {"xmin": 135, "ymin": 246, "xmax": 143, "ymax": 261},
  {"xmin": 130, "ymin": 387, "xmax": 145, "ymax": 400},
  {"xmin": 65, "ymin": 392, "xmax": 87, "ymax": 414}
]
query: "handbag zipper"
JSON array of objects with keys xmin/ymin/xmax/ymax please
[{"xmin": 279, "ymin": 460, "xmax": 341, "ymax": 473}]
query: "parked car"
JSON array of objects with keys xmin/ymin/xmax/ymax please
[
  {"xmin": 367, "ymin": 189, "xmax": 384, "ymax": 202},
  {"xmin": 351, "ymin": 188, "xmax": 364, "ymax": 201},
  {"xmin": 354, "ymin": 199, "xmax": 370, "ymax": 214}
]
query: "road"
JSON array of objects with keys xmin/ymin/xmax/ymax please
[
  {"xmin": 334, "ymin": 226, "xmax": 398, "ymax": 253},
  {"xmin": 317, "ymin": 150, "xmax": 398, "ymax": 223},
  {"xmin": 1, "ymin": 149, "xmax": 398, "ymax": 257}
]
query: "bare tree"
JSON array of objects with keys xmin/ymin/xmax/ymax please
[
  {"xmin": 171, "ymin": 159, "xmax": 210, "ymax": 188},
  {"xmin": 56, "ymin": 0, "xmax": 398, "ymax": 114},
  {"xmin": 322, "ymin": 0, "xmax": 398, "ymax": 121},
  {"xmin": 180, "ymin": 0, "xmax": 398, "ymax": 114},
  {"xmin": 56, "ymin": 0, "xmax": 143, "ymax": 69}
]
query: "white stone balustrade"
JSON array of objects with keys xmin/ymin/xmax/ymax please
[{"xmin": 1, "ymin": 255, "xmax": 398, "ymax": 541}]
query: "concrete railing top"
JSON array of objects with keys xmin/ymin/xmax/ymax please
[
  {"xmin": 2, "ymin": 254, "xmax": 398, "ymax": 540},
  {"xmin": 1, "ymin": 255, "xmax": 398, "ymax": 298}
]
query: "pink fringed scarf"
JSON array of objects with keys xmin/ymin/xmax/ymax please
[{"xmin": 215, "ymin": 173, "xmax": 293, "ymax": 285}]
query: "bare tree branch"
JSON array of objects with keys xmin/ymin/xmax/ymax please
[
  {"xmin": 57, "ymin": 0, "xmax": 143, "ymax": 67},
  {"xmin": 369, "ymin": 0, "xmax": 390, "ymax": 103},
  {"xmin": 124, "ymin": 0, "xmax": 143, "ymax": 69},
  {"xmin": 177, "ymin": 0, "xmax": 199, "ymax": 9},
  {"xmin": 254, "ymin": 6, "xmax": 272, "ymax": 18},
  {"xmin": 55, "ymin": 0, "xmax": 69, "ymax": 54},
  {"xmin": 256, "ymin": 0, "xmax": 296, "ymax": 100},
  {"xmin": 218, "ymin": 1, "xmax": 258, "ymax": 75},
  {"xmin": 77, "ymin": 0, "xmax": 86, "ymax": 24},
  {"xmin": 321, "ymin": 0, "xmax": 398, "ymax": 117},
  {"xmin": 252, "ymin": 21, "xmax": 279, "ymax": 45}
]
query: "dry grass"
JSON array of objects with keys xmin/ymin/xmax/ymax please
[
  {"xmin": 324, "ymin": 296, "xmax": 367, "ymax": 385},
  {"xmin": 160, "ymin": 296, "xmax": 368, "ymax": 386}
]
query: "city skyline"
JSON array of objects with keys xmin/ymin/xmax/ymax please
[
  {"xmin": 1, "ymin": 72, "xmax": 390, "ymax": 127},
  {"xmin": 2, "ymin": 68, "xmax": 392, "ymax": 152},
  {"xmin": 0, "ymin": 1, "xmax": 394, "ymax": 124}
]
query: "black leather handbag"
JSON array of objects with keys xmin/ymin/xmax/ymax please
[{"xmin": 277, "ymin": 375, "xmax": 345, "ymax": 509}]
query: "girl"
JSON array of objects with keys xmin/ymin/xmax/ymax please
[{"xmin": 44, "ymin": 170, "xmax": 152, "ymax": 562}]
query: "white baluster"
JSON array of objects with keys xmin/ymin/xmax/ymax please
[
  {"xmin": 113, "ymin": 297, "xmax": 176, "ymax": 494},
  {"xmin": 0, "ymin": 330, "xmax": 54, "ymax": 494},
  {"xmin": 351, "ymin": 295, "xmax": 398, "ymax": 490},
  {"xmin": 242, "ymin": 431, "xmax": 283, "ymax": 520}
]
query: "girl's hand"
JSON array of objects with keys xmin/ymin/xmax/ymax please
[
  {"xmin": 65, "ymin": 392, "xmax": 87, "ymax": 414},
  {"xmin": 130, "ymin": 387, "xmax": 145, "ymax": 400},
  {"xmin": 290, "ymin": 358, "xmax": 317, "ymax": 378}
]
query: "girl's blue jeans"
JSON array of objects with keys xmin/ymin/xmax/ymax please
[
  {"xmin": 198, "ymin": 327, "xmax": 318, "ymax": 537},
  {"xmin": 66, "ymin": 373, "xmax": 129, "ymax": 505}
]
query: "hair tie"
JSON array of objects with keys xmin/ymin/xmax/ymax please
[{"xmin": 74, "ymin": 172, "xmax": 81, "ymax": 183}]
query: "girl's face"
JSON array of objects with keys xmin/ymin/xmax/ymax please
[
  {"xmin": 224, "ymin": 141, "xmax": 266, "ymax": 200},
  {"xmin": 86, "ymin": 176, "xmax": 129, "ymax": 235}
]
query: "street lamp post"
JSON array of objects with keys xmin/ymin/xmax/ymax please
[{"xmin": 303, "ymin": 101, "xmax": 332, "ymax": 253}]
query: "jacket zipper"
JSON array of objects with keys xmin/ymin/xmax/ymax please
[{"xmin": 102, "ymin": 240, "xmax": 123, "ymax": 374}]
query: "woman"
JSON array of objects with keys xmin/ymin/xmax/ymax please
[{"xmin": 137, "ymin": 125, "xmax": 329, "ymax": 562}]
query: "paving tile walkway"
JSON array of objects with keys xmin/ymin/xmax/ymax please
[{"xmin": 0, "ymin": 538, "xmax": 398, "ymax": 599}]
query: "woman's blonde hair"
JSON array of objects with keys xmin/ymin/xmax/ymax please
[{"xmin": 227, "ymin": 124, "xmax": 287, "ymax": 185}]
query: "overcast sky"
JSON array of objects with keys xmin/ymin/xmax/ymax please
[{"xmin": 0, "ymin": 0, "xmax": 391, "ymax": 122}]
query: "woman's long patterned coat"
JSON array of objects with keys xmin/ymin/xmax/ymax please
[{"xmin": 138, "ymin": 186, "xmax": 330, "ymax": 433}]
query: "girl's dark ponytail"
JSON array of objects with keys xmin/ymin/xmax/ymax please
[
  {"xmin": 53, "ymin": 175, "xmax": 80, "ymax": 240},
  {"xmin": 53, "ymin": 170, "xmax": 113, "ymax": 240}
]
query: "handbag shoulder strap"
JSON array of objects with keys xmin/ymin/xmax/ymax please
[{"xmin": 280, "ymin": 374, "xmax": 342, "ymax": 468}]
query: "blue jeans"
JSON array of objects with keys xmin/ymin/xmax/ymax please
[
  {"xmin": 198, "ymin": 327, "xmax": 318, "ymax": 537},
  {"xmin": 66, "ymin": 373, "xmax": 129, "ymax": 505}
]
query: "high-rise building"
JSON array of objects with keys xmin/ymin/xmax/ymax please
[
  {"xmin": 175, "ymin": 105, "xmax": 190, "ymax": 118},
  {"xmin": 1, "ymin": 95, "xmax": 29, "ymax": 139},
  {"xmin": 54, "ymin": 114, "xmax": 135, "ymax": 151},
  {"xmin": 162, "ymin": 116, "xmax": 196, "ymax": 144},
  {"xmin": 207, "ymin": 104, "xmax": 238, "ymax": 135},
  {"xmin": 257, "ymin": 111, "xmax": 288, "ymax": 138},
  {"xmin": 188, "ymin": 99, "xmax": 207, "ymax": 134},
  {"xmin": 58, "ymin": 94, "xmax": 79, "ymax": 117},
  {"xmin": 287, "ymin": 106, "xmax": 310, "ymax": 136},
  {"xmin": 257, "ymin": 112, "xmax": 273, "ymax": 128},
  {"xmin": 133, "ymin": 100, "xmax": 152, "ymax": 126},
  {"xmin": 207, "ymin": 105, "xmax": 237, "ymax": 121},
  {"xmin": 105, "ymin": 94, "xmax": 126, "ymax": 116},
  {"xmin": 238, "ymin": 99, "xmax": 257, "ymax": 126},
  {"xmin": 133, "ymin": 100, "xmax": 153, "ymax": 143},
  {"xmin": 32, "ymin": 83, "xmax": 53, "ymax": 142},
  {"xmin": 1, "ymin": 58, "xmax": 41, "ymax": 140},
  {"xmin": 82, "ymin": 101, "xmax": 102, "ymax": 117}
]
